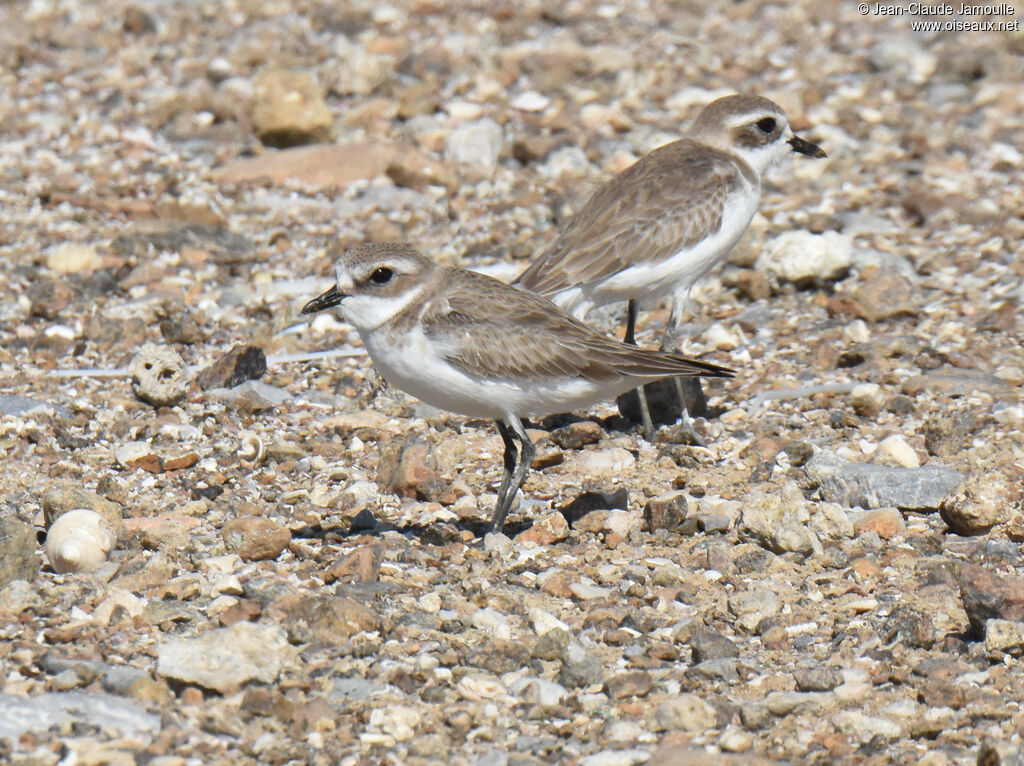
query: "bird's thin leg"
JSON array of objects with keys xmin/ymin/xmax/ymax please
[
  {"xmin": 662, "ymin": 294, "xmax": 707, "ymax": 447},
  {"xmin": 623, "ymin": 299, "xmax": 656, "ymax": 442},
  {"xmin": 490, "ymin": 415, "xmax": 535, "ymax": 534},
  {"xmin": 491, "ymin": 420, "xmax": 518, "ymax": 533},
  {"xmin": 624, "ymin": 299, "xmax": 638, "ymax": 345}
]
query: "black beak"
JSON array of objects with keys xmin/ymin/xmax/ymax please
[
  {"xmin": 788, "ymin": 135, "xmax": 826, "ymax": 158},
  {"xmin": 301, "ymin": 285, "xmax": 345, "ymax": 315}
]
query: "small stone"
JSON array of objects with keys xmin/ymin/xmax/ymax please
[
  {"xmin": 644, "ymin": 491, "xmax": 689, "ymax": 532},
  {"xmin": 874, "ymin": 435, "xmax": 920, "ymax": 468},
  {"xmin": 559, "ymin": 642, "xmax": 605, "ymax": 688},
  {"xmin": 940, "ymin": 472, "xmax": 1019, "ymax": 536},
  {"xmin": 805, "ymin": 448, "xmax": 963, "ymax": 511},
  {"xmin": 739, "ymin": 702, "xmax": 772, "ymax": 731},
  {"xmin": 793, "ymin": 666, "xmax": 843, "ymax": 692},
  {"xmin": 368, "ymin": 704, "xmax": 421, "ymax": 742},
  {"xmin": 377, "ymin": 437, "xmax": 438, "ymax": 501},
  {"xmin": 604, "ymin": 670, "xmax": 653, "ymax": 699},
  {"xmin": 560, "ymin": 489, "xmax": 629, "ymax": 526},
  {"xmin": 728, "ymin": 588, "xmax": 779, "ymax": 634},
  {"xmin": 829, "ymin": 268, "xmax": 916, "ymax": 322},
  {"xmin": 0, "ymin": 519, "xmax": 39, "ymax": 588},
  {"xmin": 984, "ymin": 619, "xmax": 1024, "ymax": 656},
  {"xmin": 45, "ymin": 242, "xmax": 103, "ymax": 275},
  {"xmin": 958, "ymin": 564, "xmax": 1024, "ymax": 638},
  {"xmin": 156, "ymin": 622, "xmax": 288, "ymax": 693},
  {"xmin": 250, "ymin": 69, "xmax": 333, "ymax": 148},
  {"xmin": 757, "ymin": 230, "xmax": 853, "ymax": 285},
  {"xmin": 444, "ymin": 117, "xmax": 504, "ymax": 177},
  {"xmin": 689, "ymin": 627, "xmax": 740, "ymax": 662},
  {"xmin": 850, "ymin": 383, "xmax": 885, "ymax": 418},
  {"xmin": 654, "ymin": 694, "xmax": 717, "ymax": 732},
  {"xmin": 924, "ymin": 412, "xmax": 975, "ymax": 458},
  {"xmin": 533, "ymin": 628, "xmax": 570, "ymax": 661},
  {"xmin": 274, "ymin": 594, "xmax": 380, "ymax": 643},
  {"xmin": 852, "ymin": 508, "xmax": 906, "ymax": 540},
  {"xmin": 324, "ymin": 544, "xmax": 383, "ymax": 584},
  {"xmin": 115, "ymin": 441, "xmax": 162, "ymax": 473},
  {"xmin": 196, "ymin": 345, "xmax": 266, "ymax": 390},
  {"xmin": 129, "ymin": 344, "xmax": 192, "ymax": 408},
  {"xmin": 550, "ymin": 420, "xmax": 604, "ymax": 450},
  {"xmin": 221, "ymin": 517, "xmax": 291, "ymax": 561},
  {"xmin": 42, "ymin": 484, "xmax": 123, "ymax": 538},
  {"xmin": 515, "ymin": 512, "xmax": 570, "ymax": 545}
]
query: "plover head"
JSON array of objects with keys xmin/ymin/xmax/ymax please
[
  {"xmin": 302, "ymin": 242, "xmax": 438, "ymax": 331},
  {"xmin": 691, "ymin": 94, "xmax": 826, "ymax": 177}
]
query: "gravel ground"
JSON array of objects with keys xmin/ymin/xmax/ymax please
[{"xmin": 1, "ymin": 0, "xmax": 1023, "ymax": 764}]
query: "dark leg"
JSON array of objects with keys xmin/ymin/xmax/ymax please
[
  {"xmin": 490, "ymin": 416, "xmax": 535, "ymax": 534},
  {"xmin": 662, "ymin": 299, "xmax": 707, "ymax": 447},
  {"xmin": 624, "ymin": 300, "xmax": 656, "ymax": 441},
  {"xmin": 491, "ymin": 421, "xmax": 518, "ymax": 532},
  {"xmin": 624, "ymin": 299, "xmax": 638, "ymax": 345}
]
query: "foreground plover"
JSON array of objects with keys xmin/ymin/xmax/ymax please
[
  {"xmin": 302, "ymin": 243, "xmax": 733, "ymax": 533},
  {"xmin": 515, "ymin": 94, "xmax": 826, "ymax": 440}
]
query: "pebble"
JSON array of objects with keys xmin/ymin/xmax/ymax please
[
  {"xmin": 129, "ymin": 344, "xmax": 192, "ymax": 408},
  {"xmin": 444, "ymin": 117, "xmax": 504, "ymax": 177},
  {"xmin": 805, "ymin": 449, "xmax": 963, "ymax": 511},
  {"xmin": 221, "ymin": 517, "xmax": 291, "ymax": 561},
  {"xmin": 940, "ymin": 472, "xmax": 1017, "ymax": 536},
  {"xmin": 756, "ymin": 231, "xmax": 853, "ymax": 285},
  {"xmin": 156, "ymin": 622, "xmax": 288, "ymax": 692},
  {"xmin": 655, "ymin": 694, "xmax": 717, "ymax": 732},
  {"xmin": 560, "ymin": 642, "xmax": 605, "ymax": 688},
  {"xmin": 515, "ymin": 512, "xmax": 570, "ymax": 545},
  {"xmin": 873, "ymin": 435, "xmax": 920, "ymax": 468},
  {"xmin": 0, "ymin": 518, "xmax": 39, "ymax": 588},
  {"xmin": 728, "ymin": 588, "xmax": 779, "ymax": 634},
  {"xmin": 196, "ymin": 344, "xmax": 267, "ymax": 390},
  {"xmin": 0, "ymin": 691, "xmax": 160, "ymax": 742},
  {"xmin": 250, "ymin": 68, "xmax": 334, "ymax": 147}
]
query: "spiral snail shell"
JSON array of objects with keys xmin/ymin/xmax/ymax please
[{"xmin": 45, "ymin": 509, "xmax": 116, "ymax": 574}]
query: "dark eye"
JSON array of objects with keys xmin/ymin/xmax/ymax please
[
  {"xmin": 369, "ymin": 267, "xmax": 394, "ymax": 284},
  {"xmin": 756, "ymin": 117, "xmax": 776, "ymax": 134}
]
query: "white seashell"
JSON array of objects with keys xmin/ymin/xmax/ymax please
[
  {"xmin": 45, "ymin": 509, "xmax": 116, "ymax": 574},
  {"xmin": 238, "ymin": 430, "xmax": 265, "ymax": 464}
]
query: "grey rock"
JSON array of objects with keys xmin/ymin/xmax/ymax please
[
  {"xmin": 690, "ymin": 628, "xmax": 739, "ymax": 662},
  {"xmin": 445, "ymin": 117, "xmax": 504, "ymax": 175},
  {"xmin": 0, "ymin": 394, "xmax": 71, "ymax": 418},
  {"xmin": 728, "ymin": 588, "xmax": 780, "ymax": 634},
  {"xmin": 0, "ymin": 518, "xmax": 39, "ymax": 588},
  {"xmin": 0, "ymin": 691, "xmax": 160, "ymax": 741},
  {"xmin": 793, "ymin": 666, "xmax": 843, "ymax": 692},
  {"xmin": 157, "ymin": 622, "xmax": 288, "ymax": 692},
  {"xmin": 655, "ymin": 694, "xmax": 717, "ymax": 732},
  {"xmin": 101, "ymin": 665, "xmax": 152, "ymax": 695},
  {"xmin": 209, "ymin": 380, "xmax": 292, "ymax": 409},
  {"xmin": 687, "ymin": 658, "xmax": 739, "ymax": 683},
  {"xmin": 739, "ymin": 702, "xmax": 772, "ymax": 731},
  {"xmin": 533, "ymin": 627, "xmax": 570, "ymax": 661},
  {"xmin": 328, "ymin": 675, "xmax": 391, "ymax": 703},
  {"xmin": 559, "ymin": 641, "xmax": 604, "ymax": 688},
  {"xmin": 805, "ymin": 448, "xmax": 962, "ymax": 510}
]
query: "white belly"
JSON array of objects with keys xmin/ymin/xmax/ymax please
[
  {"xmin": 362, "ymin": 328, "xmax": 641, "ymax": 421},
  {"xmin": 556, "ymin": 181, "xmax": 760, "ymax": 316}
]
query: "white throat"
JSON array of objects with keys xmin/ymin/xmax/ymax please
[{"xmin": 338, "ymin": 284, "xmax": 426, "ymax": 332}]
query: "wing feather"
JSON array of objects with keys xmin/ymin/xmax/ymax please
[
  {"xmin": 423, "ymin": 269, "xmax": 732, "ymax": 383},
  {"xmin": 515, "ymin": 139, "xmax": 750, "ymax": 297}
]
